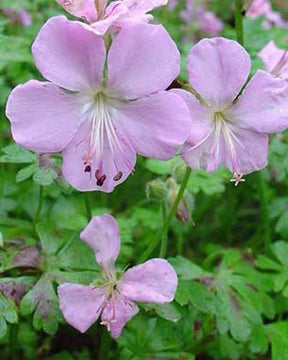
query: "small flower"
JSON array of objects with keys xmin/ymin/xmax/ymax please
[
  {"xmin": 246, "ymin": 0, "xmax": 288, "ymax": 29},
  {"xmin": 174, "ymin": 37, "xmax": 288, "ymax": 182},
  {"xmin": 258, "ymin": 41, "xmax": 288, "ymax": 80},
  {"xmin": 56, "ymin": 0, "xmax": 168, "ymax": 35},
  {"xmin": 6, "ymin": 16, "xmax": 190, "ymax": 192},
  {"xmin": 2, "ymin": 8, "xmax": 32, "ymax": 27},
  {"xmin": 57, "ymin": 214, "xmax": 178, "ymax": 338},
  {"xmin": 180, "ymin": 0, "xmax": 223, "ymax": 37}
]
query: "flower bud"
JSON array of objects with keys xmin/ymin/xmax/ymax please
[
  {"xmin": 146, "ymin": 179, "xmax": 168, "ymax": 202},
  {"xmin": 167, "ymin": 178, "xmax": 194, "ymax": 222}
]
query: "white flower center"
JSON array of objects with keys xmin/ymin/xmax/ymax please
[{"xmin": 81, "ymin": 92, "xmax": 129, "ymax": 187}]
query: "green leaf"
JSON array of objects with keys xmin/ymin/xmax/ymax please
[
  {"xmin": 16, "ymin": 164, "xmax": 37, "ymax": 182},
  {"xmin": 33, "ymin": 167, "xmax": 58, "ymax": 186},
  {"xmin": 169, "ymin": 256, "xmax": 205, "ymax": 280},
  {"xmin": 266, "ymin": 322, "xmax": 288, "ymax": 360},
  {"xmin": 0, "ymin": 144, "xmax": 36, "ymax": 164},
  {"xmin": 20, "ymin": 275, "xmax": 61, "ymax": 335},
  {"xmin": 145, "ymin": 158, "xmax": 175, "ymax": 175}
]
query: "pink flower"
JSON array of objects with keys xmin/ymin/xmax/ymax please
[
  {"xmin": 56, "ymin": 0, "xmax": 168, "ymax": 35},
  {"xmin": 180, "ymin": 0, "xmax": 223, "ymax": 37},
  {"xmin": 247, "ymin": 0, "xmax": 288, "ymax": 29},
  {"xmin": 258, "ymin": 41, "xmax": 288, "ymax": 80},
  {"xmin": 174, "ymin": 37, "xmax": 288, "ymax": 184},
  {"xmin": 57, "ymin": 214, "xmax": 178, "ymax": 338},
  {"xmin": 6, "ymin": 16, "xmax": 190, "ymax": 192},
  {"xmin": 2, "ymin": 8, "xmax": 32, "ymax": 27}
]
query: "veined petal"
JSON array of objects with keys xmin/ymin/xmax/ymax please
[
  {"xmin": 120, "ymin": 259, "xmax": 178, "ymax": 303},
  {"xmin": 80, "ymin": 214, "xmax": 120, "ymax": 271},
  {"xmin": 62, "ymin": 118, "xmax": 136, "ymax": 192},
  {"xmin": 6, "ymin": 80, "xmax": 83, "ymax": 153},
  {"xmin": 187, "ymin": 37, "xmax": 251, "ymax": 109},
  {"xmin": 258, "ymin": 41, "xmax": 288, "ymax": 79},
  {"xmin": 108, "ymin": 23, "xmax": 180, "ymax": 99},
  {"xmin": 58, "ymin": 284, "xmax": 107, "ymax": 333},
  {"xmin": 122, "ymin": 0, "xmax": 168, "ymax": 13},
  {"xmin": 101, "ymin": 296, "xmax": 138, "ymax": 338},
  {"xmin": 182, "ymin": 121, "xmax": 269, "ymax": 175},
  {"xmin": 56, "ymin": 0, "xmax": 97, "ymax": 22},
  {"xmin": 171, "ymin": 89, "xmax": 212, "ymax": 147},
  {"xmin": 228, "ymin": 70, "xmax": 288, "ymax": 134},
  {"xmin": 114, "ymin": 91, "xmax": 191, "ymax": 160},
  {"xmin": 32, "ymin": 16, "xmax": 106, "ymax": 91}
]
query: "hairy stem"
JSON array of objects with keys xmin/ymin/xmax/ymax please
[
  {"xmin": 85, "ymin": 193, "xmax": 93, "ymax": 221},
  {"xmin": 235, "ymin": 0, "xmax": 244, "ymax": 45},
  {"xmin": 159, "ymin": 202, "xmax": 168, "ymax": 258},
  {"xmin": 139, "ymin": 167, "xmax": 192, "ymax": 263},
  {"xmin": 33, "ymin": 185, "xmax": 44, "ymax": 227}
]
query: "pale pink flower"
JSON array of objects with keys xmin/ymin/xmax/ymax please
[
  {"xmin": 247, "ymin": 0, "xmax": 288, "ymax": 29},
  {"xmin": 180, "ymin": 0, "xmax": 223, "ymax": 37},
  {"xmin": 58, "ymin": 214, "xmax": 178, "ymax": 338},
  {"xmin": 56, "ymin": 0, "xmax": 168, "ymax": 35},
  {"xmin": 174, "ymin": 37, "xmax": 288, "ymax": 183},
  {"xmin": 6, "ymin": 16, "xmax": 190, "ymax": 192},
  {"xmin": 2, "ymin": 8, "xmax": 32, "ymax": 27},
  {"xmin": 258, "ymin": 41, "xmax": 288, "ymax": 80}
]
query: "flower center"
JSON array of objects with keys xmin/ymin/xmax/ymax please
[
  {"xmin": 82, "ymin": 92, "xmax": 125, "ymax": 187},
  {"xmin": 212, "ymin": 111, "xmax": 245, "ymax": 185}
]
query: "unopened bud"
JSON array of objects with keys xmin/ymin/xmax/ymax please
[{"xmin": 146, "ymin": 179, "xmax": 168, "ymax": 202}]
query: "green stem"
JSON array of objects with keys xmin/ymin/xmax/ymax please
[
  {"xmin": 33, "ymin": 186, "xmax": 44, "ymax": 226},
  {"xmin": 159, "ymin": 202, "xmax": 168, "ymax": 258},
  {"xmin": 9, "ymin": 325, "xmax": 18, "ymax": 360},
  {"xmin": 235, "ymin": 0, "xmax": 244, "ymax": 45},
  {"xmin": 98, "ymin": 328, "xmax": 112, "ymax": 360},
  {"xmin": 85, "ymin": 193, "xmax": 93, "ymax": 221},
  {"xmin": 139, "ymin": 167, "xmax": 192, "ymax": 263},
  {"xmin": 258, "ymin": 172, "xmax": 271, "ymax": 252}
]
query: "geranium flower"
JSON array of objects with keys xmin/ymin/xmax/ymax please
[
  {"xmin": 180, "ymin": 0, "xmax": 223, "ymax": 37},
  {"xmin": 6, "ymin": 16, "xmax": 190, "ymax": 192},
  {"xmin": 2, "ymin": 7, "xmax": 32, "ymax": 27},
  {"xmin": 174, "ymin": 37, "xmax": 288, "ymax": 184},
  {"xmin": 58, "ymin": 214, "xmax": 178, "ymax": 338},
  {"xmin": 258, "ymin": 41, "xmax": 288, "ymax": 80},
  {"xmin": 246, "ymin": 0, "xmax": 288, "ymax": 29},
  {"xmin": 56, "ymin": 0, "xmax": 168, "ymax": 35}
]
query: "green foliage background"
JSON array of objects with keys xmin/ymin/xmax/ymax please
[{"xmin": 0, "ymin": 0, "xmax": 288, "ymax": 359}]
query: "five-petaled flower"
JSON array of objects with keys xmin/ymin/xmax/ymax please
[
  {"xmin": 258, "ymin": 40, "xmax": 288, "ymax": 81},
  {"xmin": 6, "ymin": 16, "xmax": 190, "ymax": 192},
  {"xmin": 174, "ymin": 37, "xmax": 288, "ymax": 184},
  {"xmin": 56, "ymin": 0, "xmax": 168, "ymax": 35},
  {"xmin": 57, "ymin": 214, "xmax": 178, "ymax": 338}
]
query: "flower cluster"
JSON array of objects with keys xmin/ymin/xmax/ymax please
[{"xmin": 4, "ymin": 0, "xmax": 288, "ymax": 338}]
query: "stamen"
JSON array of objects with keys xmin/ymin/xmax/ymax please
[
  {"xmin": 113, "ymin": 171, "xmax": 123, "ymax": 182},
  {"xmin": 230, "ymin": 173, "xmax": 246, "ymax": 186},
  {"xmin": 97, "ymin": 175, "xmax": 107, "ymax": 187},
  {"xmin": 84, "ymin": 165, "xmax": 91, "ymax": 173}
]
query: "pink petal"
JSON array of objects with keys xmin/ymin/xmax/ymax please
[
  {"xmin": 56, "ymin": 0, "xmax": 97, "ymax": 22},
  {"xmin": 171, "ymin": 89, "xmax": 212, "ymax": 147},
  {"xmin": 58, "ymin": 284, "xmax": 107, "ymax": 333},
  {"xmin": 258, "ymin": 41, "xmax": 288, "ymax": 78},
  {"xmin": 101, "ymin": 296, "xmax": 139, "ymax": 338},
  {"xmin": 80, "ymin": 214, "xmax": 120, "ymax": 270},
  {"xmin": 115, "ymin": 91, "xmax": 191, "ymax": 160},
  {"xmin": 182, "ymin": 122, "xmax": 269, "ymax": 175},
  {"xmin": 187, "ymin": 37, "xmax": 251, "ymax": 109},
  {"xmin": 6, "ymin": 80, "xmax": 83, "ymax": 153},
  {"xmin": 32, "ymin": 16, "xmax": 105, "ymax": 91},
  {"xmin": 227, "ymin": 70, "xmax": 288, "ymax": 134},
  {"xmin": 120, "ymin": 259, "xmax": 178, "ymax": 303},
  {"xmin": 122, "ymin": 0, "xmax": 168, "ymax": 13},
  {"xmin": 62, "ymin": 120, "xmax": 136, "ymax": 192},
  {"xmin": 107, "ymin": 23, "xmax": 180, "ymax": 99}
]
